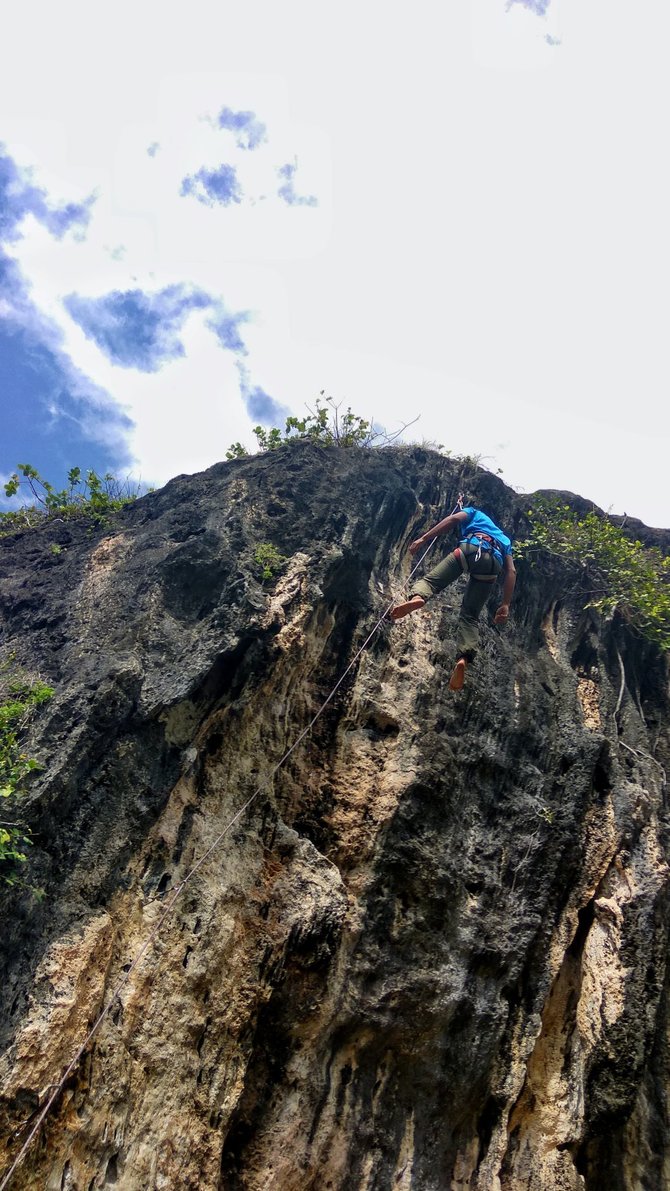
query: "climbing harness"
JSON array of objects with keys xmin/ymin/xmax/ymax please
[
  {"xmin": 461, "ymin": 531, "xmax": 504, "ymax": 567},
  {"xmin": 454, "ymin": 540, "xmax": 501, "ymax": 584},
  {"xmin": 0, "ymin": 492, "xmax": 465, "ymax": 1191}
]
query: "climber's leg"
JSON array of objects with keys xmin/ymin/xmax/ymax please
[
  {"xmin": 390, "ymin": 551, "xmax": 462, "ymax": 621},
  {"xmin": 455, "ymin": 577, "xmax": 492, "ymax": 660},
  {"xmin": 454, "ymin": 578, "xmax": 490, "ymax": 657},
  {"xmin": 447, "ymin": 574, "xmax": 496, "ymax": 689}
]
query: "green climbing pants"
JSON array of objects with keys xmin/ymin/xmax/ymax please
[{"xmin": 410, "ymin": 543, "xmax": 502, "ymax": 660}]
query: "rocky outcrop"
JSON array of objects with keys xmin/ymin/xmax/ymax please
[{"xmin": 0, "ymin": 444, "xmax": 668, "ymax": 1190}]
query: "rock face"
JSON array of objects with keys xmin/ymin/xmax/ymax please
[{"xmin": 0, "ymin": 444, "xmax": 668, "ymax": 1191}]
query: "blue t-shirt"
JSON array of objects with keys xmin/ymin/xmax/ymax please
[{"xmin": 459, "ymin": 507, "xmax": 512, "ymax": 560}]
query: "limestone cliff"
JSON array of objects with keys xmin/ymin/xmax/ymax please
[{"xmin": 0, "ymin": 445, "xmax": 668, "ymax": 1190}]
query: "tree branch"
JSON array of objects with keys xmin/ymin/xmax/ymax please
[{"xmin": 614, "ymin": 644, "xmax": 626, "ymax": 720}]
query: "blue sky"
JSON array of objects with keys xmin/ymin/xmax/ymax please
[
  {"xmin": 1, "ymin": 149, "xmax": 131, "ymax": 485},
  {"xmin": 1, "ymin": 0, "xmax": 669, "ymax": 525}
]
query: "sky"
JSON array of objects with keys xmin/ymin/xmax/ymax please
[{"xmin": 1, "ymin": 0, "xmax": 669, "ymax": 526}]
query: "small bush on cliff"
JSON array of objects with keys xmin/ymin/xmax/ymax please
[
  {"xmin": 518, "ymin": 500, "xmax": 670, "ymax": 650},
  {"xmin": 1, "ymin": 464, "xmax": 142, "ymax": 536},
  {"xmin": 226, "ymin": 394, "xmax": 417, "ymax": 459},
  {"xmin": 253, "ymin": 543, "xmax": 288, "ymax": 583},
  {"xmin": 0, "ymin": 667, "xmax": 53, "ymax": 883}
]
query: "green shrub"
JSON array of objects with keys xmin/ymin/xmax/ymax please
[
  {"xmin": 253, "ymin": 543, "xmax": 288, "ymax": 583},
  {"xmin": 0, "ymin": 669, "xmax": 54, "ymax": 883},
  {"xmin": 518, "ymin": 499, "xmax": 670, "ymax": 650},
  {"xmin": 1, "ymin": 464, "xmax": 143, "ymax": 536},
  {"xmin": 227, "ymin": 393, "xmax": 416, "ymax": 459},
  {"xmin": 225, "ymin": 396, "xmax": 503, "ymax": 477}
]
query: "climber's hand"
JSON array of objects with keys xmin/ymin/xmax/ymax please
[
  {"xmin": 494, "ymin": 603, "xmax": 510, "ymax": 625},
  {"xmin": 409, "ymin": 537, "xmax": 426, "ymax": 556}
]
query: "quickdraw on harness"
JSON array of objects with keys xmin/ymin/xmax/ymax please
[{"xmin": 454, "ymin": 532, "xmax": 503, "ymax": 583}]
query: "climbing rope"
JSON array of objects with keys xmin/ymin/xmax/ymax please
[{"xmin": 0, "ymin": 492, "xmax": 463, "ymax": 1190}]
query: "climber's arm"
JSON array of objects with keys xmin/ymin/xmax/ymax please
[
  {"xmin": 409, "ymin": 510, "xmax": 468, "ymax": 555},
  {"xmin": 494, "ymin": 555, "xmax": 516, "ymax": 624}
]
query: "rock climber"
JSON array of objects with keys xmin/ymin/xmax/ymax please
[{"xmin": 390, "ymin": 505, "xmax": 516, "ymax": 690}]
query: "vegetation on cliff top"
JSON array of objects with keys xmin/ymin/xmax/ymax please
[
  {"xmin": 519, "ymin": 499, "xmax": 670, "ymax": 650},
  {"xmin": 0, "ymin": 464, "xmax": 142, "ymax": 537},
  {"xmin": 225, "ymin": 393, "xmax": 417, "ymax": 458}
]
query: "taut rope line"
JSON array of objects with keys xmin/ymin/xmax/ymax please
[{"xmin": 0, "ymin": 495, "xmax": 463, "ymax": 1190}]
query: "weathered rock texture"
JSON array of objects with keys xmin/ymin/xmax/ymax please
[{"xmin": 0, "ymin": 444, "xmax": 669, "ymax": 1190}]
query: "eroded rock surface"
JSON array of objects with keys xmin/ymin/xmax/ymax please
[{"xmin": 0, "ymin": 445, "xmax": 668, "ymax": 1190}]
